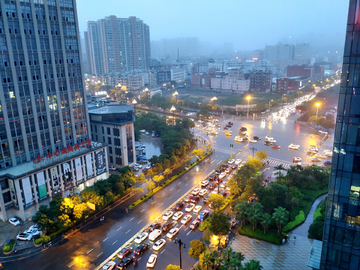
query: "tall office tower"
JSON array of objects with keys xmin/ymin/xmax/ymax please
[
  {"xmin": 0, "ymin": 0, "xmax": 108, "ymax": 222},
  {"xmin": 294, "ymin": 43, "xmax": 312, "ymax": 60},
  {"xmin": 84, "ymin": 15, "xmax": 150, "ymax": 75},
  {"xmin": 320, "ymin": 0, "xmax": 360, "ymax": 268}
]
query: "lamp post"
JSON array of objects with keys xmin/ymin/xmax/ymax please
[
  {"xmin": 246, "ymin": 96, "xmax": 251, "ymax": 118},
  {"xmin": 170, "ymin": 105, "xmax": 176, "ymax": 125},
  {"xmin": 281, "ymin": 94, "xmax": 286, "ymax": 108},
  {"xmin": 132, "ymin": 99, "xmax": 137, "ymax": 112},
  {"xmin": 174, "ymin": 239, "xmax": 186, "ymax": 269},
  {"xmin": 211, "ymin": 96, "xmax": 218, "ymax": 106},
  {"xmin": 316, "ymin": 102, "xmax": 321, "ymax": 121},
  {"xmin": 173, "ymin": 91, "xmax": 178, "ymax": 103},
  {"xmin": 250, "ymin": 147, "xmax": 257, "ymax": 157},
  {"xmin": 268, "ymin": 99, "xmax": 273, "ymax": 112}
]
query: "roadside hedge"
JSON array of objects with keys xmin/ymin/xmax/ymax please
[
  {"xmin": 3, "ymin": 240, "xmax": 15, "ymax": 253},
  {"xmin": 282, "ymin": 210, "xmax": 305, "ymax": 232}
]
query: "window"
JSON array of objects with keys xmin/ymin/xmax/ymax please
[
  {"xmin": 109, "ymin": 147, "xmax": 112, "ymax": 154},
  {"xmin": 108, "ymin": 137, "xmax": 111, "ymax": 144},
  {"xmin": 107, "ymin": 127, "xmax": 111, "ymax": 135},
  {"xmin": 114, "ymin": 138, "xmax": 120, "ymax": 146},
  {"xmin": 3, "ymin": 191, "xmax": 11, "ymax": 203},
  {"xmin": 113, "ymin": 128, "xmax": 120, "ymax": 136},
  {"xmin": 0, "ymin": 179, "xmax": 9, "ymax": 190},
  {"xmin": 102, "ymin": 127, "xmax": 104, "ymax": 134},
  {"xmin": 95, "ymin": 125, "xmax": 97, "ymax": 133},
  {"xmin": 115, "ymin": 148, "xmax": 121, "ymax": 156},
  {"xmin": 116, "ymin": 157, "xmax": 122, "ymax": 165},
  {"xmin": 110, "ymin": 156, "xmax": 113, "ymax": 163}
]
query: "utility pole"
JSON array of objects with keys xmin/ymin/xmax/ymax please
[
  {"xmin": 250, "ymin": 147, "xmax": 257, "ymax": 157},
  {"xmin": 174, "ymin": 239, "xmax": 186, "ymax": 269},
  {"xmin": 230, "ymin": 144, "xmax": 233, "ymax": 157}
]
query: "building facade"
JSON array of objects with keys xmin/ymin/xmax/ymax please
[
  {"xmin": 88, "ymin": 105, "xmax": 135, "ymax": 168},
  {"xmin": 275, "ymin": 77, "xmax": 300, "ymax": 93},
  {"xmin": 0, "ymin": 0, "xmax": 109, "ymax": 221},
  {"xmin": 320, "ymin": 0, "xmax": 360, "ymax": 268},
  {"xmin": 85, "ymin": 15, "xmax": 150, "ymax": 75},
  {"xmin": 249, "ymin": 70, "xmax": 272, "ymax": 92}
]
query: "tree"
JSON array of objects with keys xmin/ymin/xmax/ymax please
[
  {"xmin": 145, "ymin": 180, "xmax": 155, "ymax": 192},
  {"xmin": 163, "ymin": 159, "xmax": 171, "ymax": 169},
  {"xmin": 165, "ymin": 264, "xmax": 181, "ymax": 270},
  {"xmin": 260, "ymin": 213, "xmax": 272, "ymax": 234},
  {"xmin": 198, "ymin": 250, "xmax": 218, "ymax": 270},
  {"xmin": 307, "ymin": 115, "xmax": 317, "ymax": 123},
  {"xmin": 246, "ymin": 202, "xmax": 264, "ymax": 231},
  {"xmin": 272, "ymin": 207, "xmax": 289, "ymax": 236},
  {"xmin": 164, "ymin": 168, "xmax": 172, "ymax": 180},
  {"xmin": 188, "ymin": 240, "xmax": 206, "ymax": 260},
  {"xmin": 207, "ymin": 193, "xmax": 225, "ymax": 211},
  {"xmin": 136, "ymin": 173, "xmax": 146, "ymax": 185},
  {"xmin": 244, "ymin": 259, "xmax": 263, "ymax": 270},
  {"xmin": 153, "ymin": 174, "xmax": 164, "ymax": 187},
  {"xmin": 308, "ymin": 216, "xmax": 325, "ymax": 240},
  {"xmin": 193, "ymin": 148, "xmax": 205, "ymax": 158},
  {"xmin": 220, "ymin": 248, "xmax": 245, "ymax": 269},
  {"xmin": 73, "ymin": 203, "xmax": 89, "ymax": 220},
  {"xmin": 246, "ymin": 157, "xmax": 263, "ymax": 172},
  {"xmin": 255, "ymin": 150, "xmax": 268, "ymax": 160},
  {"xmin": 154, "ymin": 162, "xmax": 164, "ymax": 174},
  {"xmin": 58, "ymin": 214, "xmax": 72, "ymax": 229},
  {"xmin": 227, "ymin": 176, "xmax": 242, "ymax": 196},
  {"xmin": 209, "ymin": 211, "xmax": 230, "ymax": 236}
]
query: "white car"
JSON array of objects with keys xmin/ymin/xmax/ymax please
[
  {"xmin": 24, "ymin": 228, "xmax": 40, "ymax": 236},
  {"xmin": 153, "ymin": 239, "xmax": 166, "ymax": 251},
  {"xmin": 134, "ymin": 232, "xmax": 148, "ymax": 244},
  {"xmin": 147, "ymin": 254, "xmax": 157, "ymax": 268},
  {"xmin": 193, "ymin": 205, "xmax": 202, "ymax": 214},
  {"xmin": 102, "ymin": 261, "xmax": 116, "ymax": 270},
  {"xmin": 109, "ymin": 166, "xmax": 116, "ymax": 171},
  {"xmin": 145, "ymin": 132, "xmax": 150, "ymax": 135},
  {"xmin": 185, "ymin": 203, "xmax": 195, "ymax": 212},
  {"xmin": 309, "ymin": 146, "xmax": 319, "ymax": 152},
  {"xmin": 324, "ymin": 150, "xmax": 333, "ymax": 157},
  {"xmin": 173, "ymin": 211, "xmax": 184, "ymax": 221},
  {"xmin": 166, "ymin": 228, "xmax": 179, "ymax": 239},
  {"xmin": 235, "ymin": 159, "xmax": 242, "ymax": 165},
  {"xmin": 293, "ymin": 157, "xmax": 302, "ymax": 162},
  {"xmin": 265, "ymin": 135, "xmax": 271, "ymax": 140},
  {"xmin": 9, "ymin": 217, "xmax": 21, "ymax": 226},
  {"xmin": 199, "ymin": 189, "xmax": 207, "ymax": 196},
  {"xmin": 149, "ymin": 229, "xmax": 162, "ymax": 241},
  {"xmin": 181, "ymin": 214, "xmax": 192, "ymax": 225},
  {"xmin": 201, "ymin": 180, "xmax": 209, "ymax": 187},
  {"xmin": 220, "ymin": 182, "xmax": 226, "ymax": 189},
  {"xmin": 249, "ymin": 139, "xmax": 257, "ymax": 143},
  {"xmin": 268, "ymin": 138, "xmax": 276, "ymax": 143},
  {"xmin": 16, "ymin": 233, "xmax": 33, "ymax": 241},
  {"xmin": 219, "ymin": 172, "xmax": 227, "ymax": 179},
  {"xmin": 288, "ymin": 144, "xmax": 300, "ymax": 150},
  {"xmin": 134, "ymin": 163, "xmax": 142, "ymax": 169},
  {"xmin": 314, "ymin": 154, "xmax": 326, "ymax": 160},
  {"xmin": 228, "ymin": 159, "xmax": 235, "ymax": 164},
  {"xmin": 140, "ymin": 129, "xmax": 146, "ymax": 133},
  {"xmin": 235, "ymin": 136, "xmax": 243, "ymax": 142},
  {"xmin": 162, "ymin": 211, "xmax": 174, "ymax": 221},
  {"xmin": 192, "ymin": 188, "xmax": 200, "ymax": 196},
  {"xmin": 29, "ymin": 224, "xmax": 40, "ymax": 231}
]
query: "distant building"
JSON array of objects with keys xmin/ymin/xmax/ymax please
[
  {"xmin": 85, "ymin": 16, "xmax": 150, "ymax": 75},
  {"xmin": 157, "ymin": 69, "xmax": 186, "ymax": 84},
  {"xmin": 128, "ymin": 75, "xmax": 144, "ymax": 90},
  {"xmin": 275, "ymin": 77, "xmax": 301, "ymax": 93},
  {"xmin": 287, "ymin": 65, "xmax": 313, "ymax": 80},
  {"xmin": 89, "ymin": 105, "xmax": 135, "ymax": 168},
  {"xmin": 249, "ymin": 70, "xmax": 272, "ymax": 92},
  {"xmin": 294, "ymin": 43, "xmax": 312, "ymax": 60}
]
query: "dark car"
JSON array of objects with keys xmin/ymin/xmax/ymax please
[
  {"xmin": 223, "ymin": 126, "xmax": 229, "ymax": 130},
  {"xmin": 253, "ymin": 136, "xmax": 261, "ymax": 141},
  {"xmin": 228, "ymin": 121, "xmax": 234, "ymax": 126},
  {"xmin": 208, "ymin": 182, "xmax": 215, "ymax": 190},
  {"xmin": 134, "ymin": 244, "xmax": 149, "ymax": 255},
  {"xmin": 231, "ymin": 164, "xmax": 238, "ymax": 170},
  {"xmin": 220, "ymin": 190, "xmax": 228, "ymax": 197},
  {"xmin": 117, "ymin": 257, "xmax": 135, "ymax": 270},
  {"xmin": 221, "ymin": 164, "xmax": 229, "ymax": 169},
  {"xmin": 215, "ymin": 169, "xmax": 222, "ymax": 174},
  {"xmin": 162, "ymin": 222, "xmax": 174, "ymax": 232},
  {"xmin": 240, "ymin": 127, "xmax": 247, "ymax": 132},
  {"xmin": 209, "ymin": 174, "xmax": 217, "ymax": 181},
  {"xmin": 198, "ymin": 210, "xmax": 210, "ymax": 221},
  {"xmin": 189, "ymin": 218, "xmax": 201, "ymax": 230},
  {"xmin": 185, "ymin": 194, "xmax": 194, "ymax": 202},
  {"xmin": 148, "ymin": 223, "xmax": 161, "ymax": 233},
  {"xmin": 264, "ymin": 141, "xmax": 272, "ymax": 146},
  {"xmin": 191, "ymin": 196, "xmax": 199, "ymax": 204},
  {"xmin": 203, "ymin": 194, "xmax": 211, "ymax": 203},
  {"xmin": 118, "ymin": 247, "xmax": 133, "ymax": 259},
  {"xmin": 174, "ymin": 201, "xmax": 185, "ymax": 211}
]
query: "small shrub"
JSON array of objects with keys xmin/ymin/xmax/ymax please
[{"xmin": 34, "ymin": 238, "xmax": 42, "ymax": 245}]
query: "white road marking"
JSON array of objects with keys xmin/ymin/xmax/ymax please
[
  {"xmin": 117, "ymin": 226, "xmax": 122, "ymax": 231},
  {"xmin": 185, "ymin": 183, "xmax": 188, "ymax": 186},
  {"xmin": 87, "ymin": 249, "xmax": 93, "ymax": 254},
  {"xmin": 169, "ymin": 196, "xmax": 172, "ymax": 199},
  {"xmin": 151, "ymin": 201, "xmax": 155, "ymax": 204},
  {"xmin": 112, "ymin": 240, "xmax": 117, "ymax": 245},
  {"xmin": 170, "ymin": 188, "xmax": 174, "ymax": 191},
  {"xmin": 138, "ymin": 257, "xmax": 142, "ymax": 261},
  {"xmin": 141, "ymin": 209, "xmax": 145, "ymax": 212},
  {"xmin": 187, "ymin": 230, "xmax": 192, "ymax": 236},
  {"xmin": 160, "ymin": 249, "xmax": 166, "ymax": 254},
  {"xmin": 97, "ymin": 252, "xmax": 103, "ymax": 257},
  {"xmin": 102, "ymin": 237, "xmax": 108, "ymax": 242},
  {"xmin": 69, "ymin": 262, "xmax": 76, "ymax": 268},
  {"xmin": 160, "ymin": 203, "xmax": 164, "ymax": 206},
  {"xmin": 138, "ymin": 220, "xmax": 142, "ymax": 224},
  {"xmin": 126, "ymin": 229, "xmax": 131, "ymax": 234},
  {"xmin": 161, "ymin": 194, "xmax": 165, "ymax": 197},
  {"xmin": 129, "ymin": 217, "xmax": 134, "ymax": 221}
]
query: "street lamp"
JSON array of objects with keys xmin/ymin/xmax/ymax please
[
  {"xmin": 170, "ymin": 105, "xmax": 176, "ymax": 125},
  {"xmin": 246, "ymin": 96, "xmax": 251, "ymax": 118},
  {"xmin": 173, "ymin": 91, "xmax": 178, "ymax": 103},
  {"xmin": 250, "ymin": 147, "xmax": 257, "ymax": 157},
  {"xmin": 281, "ymin": 94, "xmax": 286, "ymax": 108},
  {"xmin": 316, "ymin": 102, "xmax": 321, "ymax": 120},
  {"xmin": 132, "ymin": 99, "xmax": 137, "ymax": 112},
  {"xmin": 174, "ymin": 239, "xmax": 186, "ymax": 269},
  {"xmin": 268, "ymin": 99, "xmax": 273, "ymax": 112},
  {"xmin": 211, "ymin": 96, "xmax": 218, "ymax": 106}
]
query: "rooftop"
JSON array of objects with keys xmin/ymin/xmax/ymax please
[
  {"xmin": 307, "ymin": 239, "xmax": 322, "ymax": 269},
  {"xmin": 88, "ymin": 104, "xmax": 134, "ymax": 115}
]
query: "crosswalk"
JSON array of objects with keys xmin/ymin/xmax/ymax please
[{"xmin": 212, "ymin": 145, "xmax": 292, "ymax": 168}]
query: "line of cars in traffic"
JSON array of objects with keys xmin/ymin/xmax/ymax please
[{"xmin": 102, "ymin": 158, "xmax": 242, "ymax": 270}]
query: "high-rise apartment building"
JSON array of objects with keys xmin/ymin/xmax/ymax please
[
  {"xmin": 0, "ymin": 0, "xmax": 108, "ymax": 222},
  {"xmin": 84, "ymin": 15, "xmax": 150, "ymax": 75},
  {"xmin": 320, "ymin": 0, "xmax": 360, "ymax": 268}
]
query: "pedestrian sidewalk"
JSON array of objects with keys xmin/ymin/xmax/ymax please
[{"xmin": 230, "ymin": 233, "xmax": 313, "ymax": 270}]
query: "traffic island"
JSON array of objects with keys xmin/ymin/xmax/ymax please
[{"xmin": 2, "ymin": 239, "xmax": 16, "ymax": 255}]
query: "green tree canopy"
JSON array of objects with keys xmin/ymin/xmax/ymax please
[{"xmin": 188, "ymin": 240, "xmax": 206, "ymax": 260}]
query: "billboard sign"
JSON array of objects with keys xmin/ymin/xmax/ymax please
[
  {"xmin": 36, "ymin": 171, "xmax": 47, "ymax": 198},
  {"xmin": 9, "ymin": 180, "xmax": 17, "ymax": 205},
  {"xmin": 62, "ymin": 162, "xmax": 72, "ymax": 187},
  {"xmin": 50, "ymin": 167, "xmax": 60, "ymax": 188},
  {"xmin": 22, "ymin": 177, "xmax": 33, "ymax": 205},
  {"xmin": 75, "ymin": 157, "xmax": 83, "ymax": 182},
  {"xmin": 85, "ymin": 154, "xmax": 93, "ymax": 178},
  {"xmin": 95, "ymin": 150, "xmax": 106, "ymax": 174}
]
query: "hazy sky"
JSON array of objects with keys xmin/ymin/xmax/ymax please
[{"xmin": 76, "ymin": 0, "xmax": 349, "ymax": 51}]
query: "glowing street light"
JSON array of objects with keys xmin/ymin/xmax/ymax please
[
  {"xmin": 211, "ymin": 96, "xmax": 218, "ymax": 106},
  {"xmin": 246, "ymin": 96, "xmax": 251, "ymax": 118},
  {"xmin": 268, "ymin": 99, "xmax": 273, "ymax": 111},
  {"xmin": 173, "ymin": 91, "xmax": 178, "ymax": 103},
  {"xmin": 316, "ymin": 102, "xmax": 321, "ymax": 120},
  {"xmin": 132, "ymin": 99, "xmax": 137, "ymax": 112},
  {"xmin": 170, "ymin": 105, "xmax": 176, "ymax": 125}
]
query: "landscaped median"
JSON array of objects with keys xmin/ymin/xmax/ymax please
[
  {"xmin": 129, "ymin": 150, "xmax": 213, "ymax": 209},
  {"xmin": 239, "ymin": 225, "xmax": 286, "ymax": 245}
]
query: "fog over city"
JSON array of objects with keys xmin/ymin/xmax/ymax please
[{"xmin": 77, "ymin": 0, "xmax": 349, "ymax": 53}]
